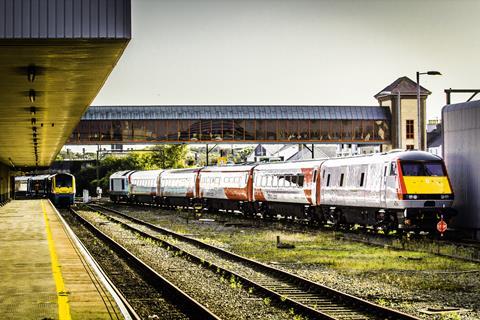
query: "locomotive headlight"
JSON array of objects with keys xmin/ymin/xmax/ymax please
[
  {"xmin": 441, "ymin": 194, "xmax": 450, "ymax": 200},
  {"xmin": 413, "ymin": 195, "xmax": 418, "ymax": 200}
]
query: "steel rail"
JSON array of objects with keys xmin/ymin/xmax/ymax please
[
  {"xmin": 88, "ymin": 204, "xmax": 420, "ymax": 320},
  {"xmin": 111, "ymin": 201, "xmax": 480, "ymax": 263},
  {"xmin": 68, "ymin": 207, "xmax": 221, "ymax": 320},
  {"xmin": 55, "ymin": 207, "xmax": 141, "ymax": 320}
]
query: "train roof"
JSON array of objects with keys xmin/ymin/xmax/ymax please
[
  {"xmin": 393, "ymin": 150, "xmax": 442, "ymax": 161},
  {"xmin": 200, "ymin": 164, "xmax": 257, "ymax": 172},
  {"xmin": 130, "ymin": 169, "xmax": 163, "ymax": 179},
  {"xmin": 161, "ymin": 168, "xmax": 201, "ymax": 175},
  {"xmin": 53, "ymin": 172, "xmax": 74, "ymax": 176},
  {"xmin": 255, "ymin": 159, "xmax": 326, "ymax": 171},
  {"xmin": 14, "ymin": 176, "xmax": 32, "ymax": 181},
  {"xmin": 321, "ymin": 150, "xmax": 442, "ymax": 166},
  {"xmin": 29, "ymin": 174, "xmax": 52, "ymax": 180},
  {"xmin": 110, "ymin": 170, "xmax": 136, "ymax": 179}
]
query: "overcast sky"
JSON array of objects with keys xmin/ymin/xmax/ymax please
[{"xmin": 93, "ymin": 0, "xmax": 480, "ymax": 120}]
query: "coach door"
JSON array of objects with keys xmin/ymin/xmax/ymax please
[{"xmin": 380, "ymin": 162, "xmax": 388, "ymax": 207}]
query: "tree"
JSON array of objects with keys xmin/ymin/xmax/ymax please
[
  {"xmin": 148, "ymin": 145, "xmax": 188, "ymax": 169},
  {"xmin": 72, "ymin": 144, "xmax": 189, "ymax": 195}
]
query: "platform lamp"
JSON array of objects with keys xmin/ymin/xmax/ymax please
[
  {"xmin": 416, "ymin": 71, "xmax": 441, "ymax": 150},
  {"xmin": 378, "ymin": 90, "xmax": 401, "ymax": 149}
]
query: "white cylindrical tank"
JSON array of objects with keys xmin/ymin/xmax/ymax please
[{"xmin": 443, "ymin": 100, "xmax": 480, "ymax": 238}]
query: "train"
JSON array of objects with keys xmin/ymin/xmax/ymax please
[
  {"xmin": 109, "ymin": 150, "xmax": 456, "ymax": 233},
  {"xmin": 15, "ymin": 173, "xmax": 76, "ymax": 207}
]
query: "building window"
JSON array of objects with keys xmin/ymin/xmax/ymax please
[
  {"xmin": 406, "ymin": 120, "xmax": 414, "ymax": 139},
  {"xmin": 406, "ymin": 144, "xmax": 414, "ymax": 150}
]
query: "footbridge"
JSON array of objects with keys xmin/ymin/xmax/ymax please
[{"xmin": 68, "ymin": 105, "xmax": 392, "ymax": 145}]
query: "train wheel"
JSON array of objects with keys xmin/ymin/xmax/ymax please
[
  {"xmin": 330, "ymin": 210, "xmax": 343, "ymax": 230},
  {"xmin": 380, "ymin": 214, "xmax": 396, "ymax": 236}
]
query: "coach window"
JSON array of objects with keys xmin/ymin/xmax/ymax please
[
  {"xmin": 298, "ymin": 175, "xmax": 304, "ymax": 187},
  {"xmin": 277, "ymin": 176, "xmax": 284, "ymax": 187},
  {"xmin": 390, "ymin": 162, "xmax": 397, "ymax": 176},
  {"xmin": 285, "ymin": 175, "xmax": 292, "ymax": 187},
  {"xmin": 359, "ymin": 173, "xmax": 365, "ymax": 187},
  {"xmin": 340, "ymin": 173, "xmax": 344, "ymax": 187},
  {"xmin": 313, "ymin": 170, "xmax": 317, "ymax": 183},
  {"xmin": 326, "ymin": 174, "xmax": 331, "ymax": 187},
  {"xmin": 266, "ymin": 175, "xmax": 271, "ymax": 187},
  {"xmin": 291, "ymin": 175, "xmax": 298, "ymax": 187},
  {"xmin": 322, "ymin": 170, "xmax": 325, "ymax": 178},
  {"xmin": 272, "ymin": 175, "xmax": 278, "ymax": 187}
]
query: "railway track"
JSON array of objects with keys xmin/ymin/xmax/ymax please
[
  {"xmin": 65, "ymin": 207, "xmax": 220, "ymax": 320},
  {"xmin": 103, "ymin": 201, "xmax": 480, "ymax": 263},
  {"xmin": 86, "ymin": 203, "xmax": 419, "ymax": 320}
]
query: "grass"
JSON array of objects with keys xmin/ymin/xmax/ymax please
[
  {"xmin": 194, "ymin": 228, "xmax": 479, "ymax": 292},
  {"xmin": 106, "ymin": 206, "xmax": 480, "ymax": 295},
  {"xmin": 201, "ymin": 230, "xmax": 478, "ymax": 272}
]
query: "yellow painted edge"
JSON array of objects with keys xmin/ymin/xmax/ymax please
[{"xmin": 41, "ymin": 200, "xmax": 72, "ymax": 320}]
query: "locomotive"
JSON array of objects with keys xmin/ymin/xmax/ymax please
[
  {"xmin": 49, "ymin": 173, "xmax": 76, "ymax": 207},
  {"xmin": 109, "ymin": 150, "xmax": 455, "ymax": 233},
  {"xmin": 19, "ymin": 173, "xmax": 76, "ymax": 207}
]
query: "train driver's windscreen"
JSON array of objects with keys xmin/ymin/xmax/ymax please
[
  {"xmin": 55, "ymin": 175, "xmax": 73, "ymax": 187},
  {"xmin": 400, "ymin": 161, "xmax": 446, "ymax": 176}
]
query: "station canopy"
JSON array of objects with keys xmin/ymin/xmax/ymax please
[{"xmin": 0, "ymin": 0, "xmax": 131, "ymax": 169}]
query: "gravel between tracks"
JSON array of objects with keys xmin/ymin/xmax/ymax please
[
  {"xmin": 100, "ymin": 203, "xmax": 480, "ymax": 320},
  {"xmin": 60, "ymin": 210, "xmax": 190, "ymax": 320},
  {"xmin": 76, "ymin": 209, "xmax": 295, "ymax": 320}
]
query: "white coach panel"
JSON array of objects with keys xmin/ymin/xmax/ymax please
[{"xmin": 443, "ymin": 100, "xmax": 480, "ymax": 238}]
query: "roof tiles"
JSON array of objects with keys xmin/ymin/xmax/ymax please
[{"xmin": 83, "ymin": 105, "xmax": 390, "ymax": 121}]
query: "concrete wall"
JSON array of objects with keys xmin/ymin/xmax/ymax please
[
  {"xmin": 0, "ymin": 162, "xmax": 10, "ymax": 202},
  {"xmin": 443, "ymin": 100, "xmax": 480, "ymax": 238}
]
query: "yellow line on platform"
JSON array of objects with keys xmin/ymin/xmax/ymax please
[{"xmin": 42, "ymin": 200, "xmax": 72, "ymax": 320}]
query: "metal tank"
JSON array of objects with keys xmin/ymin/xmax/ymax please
[{"xmin": 443, "ymin": 99, "xmax": 480, "ymax": 238}]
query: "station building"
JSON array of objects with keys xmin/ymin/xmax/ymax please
[{"xmin": 0, "ymin": 0, "xmax": 130, "ymax": 199}]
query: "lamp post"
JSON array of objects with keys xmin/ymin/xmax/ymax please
[{"xmin": 416, "ymin": 71, "xmax": 441, "ymax": 150}]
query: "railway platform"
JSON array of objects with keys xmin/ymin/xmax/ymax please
[{"xmin": 0, "ymin": 200, "xmax": 125, "ymax": 319}]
